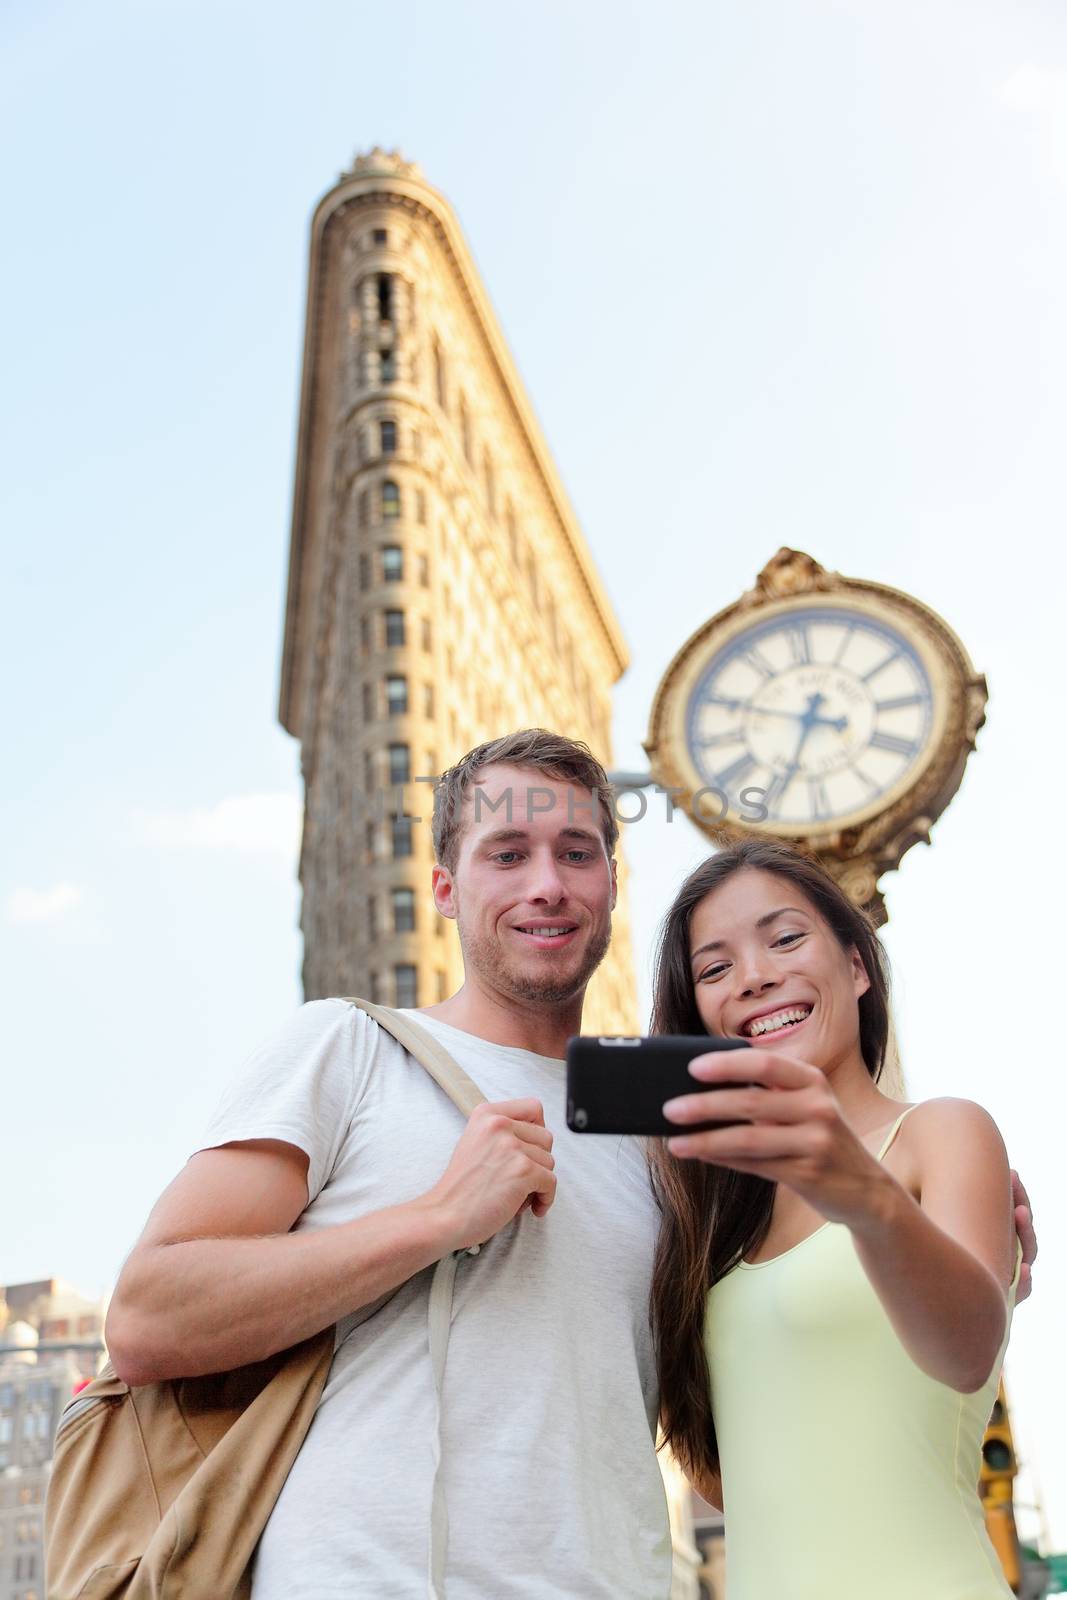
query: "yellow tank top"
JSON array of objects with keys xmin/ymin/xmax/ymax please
[{"xmin": 703, "ymin": 1106, "xmax": 1020, "ymax": 1600}]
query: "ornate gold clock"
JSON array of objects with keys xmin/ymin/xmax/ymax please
[{"xmin": 644, "ymin": 549, "xmax": 988, "ymax": 919}]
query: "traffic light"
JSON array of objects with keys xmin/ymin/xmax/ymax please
[{"xmin": 980, "ymin": 1382, "xmax": 1022, "ymax": 1594}]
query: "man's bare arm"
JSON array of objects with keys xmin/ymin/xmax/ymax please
[
  {"xmin": 106, "ymin": 1101, "xmax": 556, "ymax": 1386},
  {"xmin": 105, "ymin": 1140, "xmax": 459, "ymax": 1384}
]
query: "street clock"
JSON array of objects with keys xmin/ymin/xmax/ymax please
[{"xmin": 644, "ymin": 549, "xmax": 988, "ymax": 918}]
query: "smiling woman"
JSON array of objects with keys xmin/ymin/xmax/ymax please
[{"xmin": 647, "ymin": 839, "xmax": 1024, "ymax": 1600}]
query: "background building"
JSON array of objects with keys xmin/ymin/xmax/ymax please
[
  {"xmin": 279, "ymin": 149, "xmax": 638, "ymax": 1033},
  {"xmin": 0, "ymin": 1283, "xmax": 106, "ymax": 1600}
]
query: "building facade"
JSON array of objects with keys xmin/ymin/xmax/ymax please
[
  {"xmin": 279, "ymin": 149, "xmax": 638, "ymax": 1032},
  {"xmin": 0, "ymin": 1283, "xmax": 106, "ymax": 1600}
]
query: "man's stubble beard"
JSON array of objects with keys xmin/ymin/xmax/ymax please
[{"xmin": 456, "ymin": 906, "xmax": 613, "ymax": 1006}]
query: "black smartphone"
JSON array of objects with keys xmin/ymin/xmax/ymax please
[{"xmin": 565, "ymin": 1034, "xmax": 751, "ymax": 1136}]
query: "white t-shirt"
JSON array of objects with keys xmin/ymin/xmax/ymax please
[{"xmin": 197, "ymin": 1000, "xmax": 672, "ymax": 1599}]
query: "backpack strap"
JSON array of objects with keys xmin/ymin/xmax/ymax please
[
  {"xmin": 343, "ymin": 998, "xmax": 487, "ymax": 1116},
  {"xmin": 340, "ymin": 996, "xmax": 488, "ymax": 1598}
]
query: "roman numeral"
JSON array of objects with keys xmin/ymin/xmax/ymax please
[
  {"xmin": 786, "ymin": 624, "xmax": 811, "ymax": 665},
  {"xmin": 832, "ymin": 624, "xmax": 855, "ymax": 666},
  {"xmin": 716, "ymin": 752, "xmax": 758, "ymax": 791},
  {"xmin": 861, "ymin": 650, "xmax": 901, "ymax": 684},
  {"xmin": 762, "ymin": 769, "xmax": 793, "ymax": 817},
  {"xmin": 694, "ymin": 728, "xmax": 746, "ymax": 749},
  {"xmin": 873, "ymin": 694, "xmax": 926, "ymax": 714},
  {"xmin": 702, "ymin": 693, "xmax": 745, "ymax": 712},
  {"xmin": 808, "ymin": 779, "xmax": 831, "ymax": 820},
  {"xmin": 868, "ymin": 730, "xmax": 920, "ymax": 758},
  {"xmin": 740, "ymin": 645, "xmax": 774, "ymax": 680}
]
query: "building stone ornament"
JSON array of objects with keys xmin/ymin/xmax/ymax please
[
  {"xmin": 644, "ymin": 549, "xmax": 988, "ymax": 922},
  {"xmin": 341, "ymin": 147, "xmax": 424, "ymax": 182}
]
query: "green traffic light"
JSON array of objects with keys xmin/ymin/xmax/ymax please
[{"xmin": 983, "ymin": 1439, "xmax": 1014, "ymax": 1473}]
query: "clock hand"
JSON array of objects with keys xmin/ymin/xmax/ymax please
[
  {"xmin": 790, "ymin": 694, "xmax": 821, "ymax": 770},
  {"xmin": 743, "ymin": 704, "xmax": 849, "ymax": 733}
]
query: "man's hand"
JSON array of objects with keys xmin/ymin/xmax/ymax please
[
  {"xmin": 429, "ymin": 1099, "xmax": 557, "ymax": 1252},
  {"xmin": 1011, "ymin": 1169, "xmax": 1037, "ymax": 1304}
]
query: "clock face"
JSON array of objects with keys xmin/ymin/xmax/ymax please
[{"xmin": 684, "ymin": 606, "xmax": 936, "ymax": 829}]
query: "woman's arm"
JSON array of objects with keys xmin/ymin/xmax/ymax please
[
  {"xmin": 848, "ymin": 1098, "xmax": 1015, "ymax": 1391},
  {"xmin": 663, "ymin": 1054, "xmax": 1016, "ymax": 1393}
]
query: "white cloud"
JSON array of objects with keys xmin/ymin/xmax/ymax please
[
  {"xmin": 998, "ymin": 64, "xmax": 1067, "ymax": 187},
  {"xmin": 134, "ymin": 793, "xmax": 303, "ymax": 860},
  {"xmin": 6, "ymin": 882, "xmax": 84, "ymax": 925}
]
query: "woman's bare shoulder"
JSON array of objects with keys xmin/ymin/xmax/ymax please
[{"xmin": 903, "ymin": 1096, "xmax": 1007, "ymax": 1148}]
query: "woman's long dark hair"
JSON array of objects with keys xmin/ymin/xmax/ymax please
[{"xmin": 647, "ymin": 839, "xmax": 892, "ymax": 1491}]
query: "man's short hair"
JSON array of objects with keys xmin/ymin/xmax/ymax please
[{"xmin": 432, "ymin": 728, "xmax": 619, "ymax": 872}]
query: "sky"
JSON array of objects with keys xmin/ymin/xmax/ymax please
[{"xmin": 3, "ymin": 0, "xmax": 1066, "ymax": 1551}]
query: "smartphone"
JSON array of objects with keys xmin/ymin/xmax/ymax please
[{"xmin": 565, "ymin": 1034, "xmax": 751, "ymax": 1136}]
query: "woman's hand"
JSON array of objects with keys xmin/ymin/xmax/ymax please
[
  {"xmin": 1010, "ymin": 1169, "xmax": 1037, "ymax": 1304},
  {"xmin": 662, "ymin": 1049, "xmax": 895, "ymax": 1228}
]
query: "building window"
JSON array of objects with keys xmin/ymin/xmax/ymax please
[
  {"xmin": 420, "ymin": 616, "xmax": 432, "ymax": 652},
  {"xmin": 395, "ymin": 963, "xmax": 418, "ymax": 1007},
  {"xmin": 380, "ymin": 348, "xmax": 396, "ymax": 383},
  {"xmin": 364, "ymin": 749, "xmax": 375, "ymax": 792},
  {"xmin": 483, "ymin": 449, "xmax": 496, "ymax": 517},
  {"xmin": 362, "ymin": 682, "xmax": 375, "ymax": 721},
  {"xmin": 373, "ymin": 228, "xmax": 388, "ymax": 246},
  {"xmin": 418, "ymin": 552, "xmax": 430, "ymax": 588},
  {"xmin": 460, "ymin": 398, "xmax": 472, "ymax": 464},
  {"xmin": 360, "ymin": 615, "xmax": 371, "ymax": 655},
  {"xmin": 526, "ymin": 550, "xmax": 540, "ymax": 611},
  {"xmin": 386, "ymin": 674, "xmax": 408, "ymax": 715},
  {"xmin": 380, "ymin": 419, "xmax": 397, "ymax": 454},
  {"xmin": 382, "ymin": 544, "xmax": 403, "ymax": 581},
  {"xmin": 368, "ymin": 969, "xmax": 381, "ymax": 1003},
  {"xmin": 377, "ymin": 273, "xmax": 394, "ymax": 323},
  {"xmin": 562, "ymin": 632, "xmax": 575, "ymax": 686},
  {"xmin": 392, "ymin": 814, "xmax": 414, "ymax": 858},
  {"xmin": 545, "ymin": 595, "xmax": 558, "ymax": 650},
  {"xmin": 367, "ymin": 894, "xmax": 377, "ymax": 939},
  {"xmin": 423, "ymin": 682, "xmax": 435, "ymax": 718},
  {"xmin": 392, "ymin": 886, "xmax": 416, "ymax": 932},
  {"xmin": 384, "ymin": 608, "xmax": 405, "ymax": 647},
  {"xmin": 416, "ymin": 488, "xmax": 427, "ymax": 524},
  {"xmin": 434, "ymin": 341, "xmax": 447, "ymax": 410},
  {"xmin": 365, "ymin": 819, "xmax": 376, "ymax": 861},
  {"xmin": 382, "ymin": 480, "xmax": 401, "ymax": 519},
  {"xmin": 388, "ymin": 742, "xmax": 411, "ymax": 784},
  {"xmin": 436, "ymin": 969, "xmax": 448, "ymax": 1001},
  {"xmin": 358, "ymin": 488, "xmax": 370, "ymax": 528},
  {"xmin": 425, "ymin": 748, "xmax": 437, "ymax": 777},
  {"xmin": 359, "ymin": 552, "xmax": 370, "ymax": 590}
]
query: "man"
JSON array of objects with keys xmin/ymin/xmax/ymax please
[{"xmin": 105, "ymin": 728, "xmax": 1036, "ymax": 1598}]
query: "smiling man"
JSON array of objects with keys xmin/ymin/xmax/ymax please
[{"xmin": 104, "ymin": 729, "xmax": 674, "ymax": 1599}]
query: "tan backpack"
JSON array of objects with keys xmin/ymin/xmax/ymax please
[{"xmin": 45, "ymin": 1001, "xmax": 487, "ymax": 1600}]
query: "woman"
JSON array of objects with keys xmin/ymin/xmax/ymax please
[{"xmin": 650, "ymin": 838, "xmax": 1021, "ymax": 1600}]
